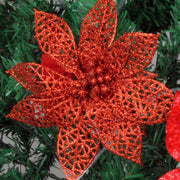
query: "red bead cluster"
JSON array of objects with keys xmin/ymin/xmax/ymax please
[{"xmin": 77, "ymin": 66, "xmax": 112, "ymax": 100}]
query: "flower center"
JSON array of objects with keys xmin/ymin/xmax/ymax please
[{"xmin": 78, "ymin": 66, "xmax": 112, "ymax": 100}]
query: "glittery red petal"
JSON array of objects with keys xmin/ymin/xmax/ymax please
[
  {"xmin": 166, "ymin": 91, "xmax": 180, "ymax": 162},
  {"xmin": 6, "ymin": 63, "xmax": 74, "ymax": 94},
  {"xmin": 34, "ymin": 9, "xmax": 79, "ymax": 73},
  {"xmin": 57, "ymin": 121, "xmax": 99, "ymax": 180},
  {"xmin": 110, "ymin": 32, "xmax": 160, "ymax": 78},
  {"xmin": 78, "ymin": 0, "xmax": 117, "ymax": 71},
  {"xmin": 95, "ymin": 108, "xmax": 143, "ymax": 164},
  {"xmin": 116, "ymin": 77, "xmax": 174, "ymax": 125},
  {"xmin": 6, "ymin": 92, "xmax": 68, "ymax": 127},
  {"xmin": 158, "ymin": 168, "xmax": 180, "ymax": 180}
]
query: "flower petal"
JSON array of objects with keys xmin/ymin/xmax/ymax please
[
  {"xmin": 112, "ymin": 77, "xmax": 174, "ymax": 125},
  {"xmin": 7, "ymin": 92, "xmax": 89, "ymax": 128},
  {"xmin": 110, "ymin": 32, "xmax": 160, "ymax": 78},
  {"xmin": 34, "ymin": 9, "xmax": 79, "ymax": 73},
  {"xmin": 6, "ymin": 63, "xmax": 74, "ymax": 94},
  {"xmin": 166, "ymin": 91, "xmax": 180, "ymax": 162},
  {"xmin": 6, "ymin": 92, "xmax": 68, "ymax": 127},
  {"xmin": 158, "ymin": 168, "xmax": 180, "ymax": 180},
  {"xmin": 78, "ymin": 0, "xmax": 117, "ymax": 71},
  {"xmin": 95, "ymin": 108, "xmax": 143, "ymax": 164},
  {"xmin": 57, "ymin": 121, "xmax": 99, "ymax": 180}
]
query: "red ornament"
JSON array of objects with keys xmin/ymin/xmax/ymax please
[
  {"xmin": 159, "ymin": 168, "xmax": 180, "ymax": 180},
  {"xmin": 6, "ymin": 1, "xmax": 174, "ymax": 179},
  {"xmin": 158, "ymin": 91, "xmax": 180, "ymax": 180},
  {"xmin": 166, "ymin": 91, "xmax": 180, "ymax": 162}
]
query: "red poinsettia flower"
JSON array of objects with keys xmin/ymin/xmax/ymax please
[
  {"xmin": 159, "ymin": 91, "xmax": 180, "ymax": 180},
  {"xmin": 7, "ymin": 0, "xmax": 174, "ymax": 179}
]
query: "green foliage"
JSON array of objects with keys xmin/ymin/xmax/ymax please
[
  {"xmin": 115, "ymin": 9, "xmax": 136, "ymax": 39},
  {"xmin": 155, "ymin": 0, "xmax": 180, "ymax": 88},
  {"xmin": 82, "ymin": 150, "xmax": 143, "ymax": 180},
  {"xmin": 123, "ymin": 0, "xmax": 174, "ymax": 33},
  {"xmin": 0, "ymin": 0, "xmax": 180, "ymax": 179}
]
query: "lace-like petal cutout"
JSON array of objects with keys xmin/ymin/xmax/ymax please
[
  {"xmin": 94, "ymin": 97, "xmax": 143, "ymax": 164},
  {"xmin": 57, "ymin": 121, "xmax": 99, "ymax": 180},
  {"xmin": 78, "ymin": 0, "xmax": 117, "ymax": 71},
  {"xmin": 96, "ymin": 116, "xmax": 143, "ymax": 164},
  {"xmin": 115, "ymin": 77, "xmax": 174, "ymax": 125},
  {"xmin": 35, "ymin": 9, "xmax": 79, "ymax": 73},
  {"xmin": 110, "ymin": 32, "xmax": 160, "ymax": 78},
  {"xmin": 166, "ymin": 91, "xmax": 180, "ymax": 162},
  {"xmin": 6, "ymin": 63, "xmax": 74, "ymax": 94},
  {"xmin": 7, "ymin": 93, "xmax": 67, "ymax": 127}
]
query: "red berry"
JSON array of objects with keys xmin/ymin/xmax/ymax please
[
  {"xmin": 89, "ymin": 70, "xmax": 95, "ymax": 77},
  {"xmin": 96, "ymin": 67, "xmax": 103, "ymax": 74},
  {"xmin": 76, "ymin": 83, "xmax": 81, "ymax": 88},
  {"xmin": 90, "ymin": 78, "xmax": 97, "ymax": 85},
  {"xmin": 81, "ymin": 79, "xmax": 88, "ymax": 88},
  {"xmin": 104, "ymin": 74, "xmax": 111, "ymax": 82},
  {"xmin": 97, "ymin": 76, "xmax": 103, "ymax": 84},
  {"xmin": 101, "ymin": 84, "xmax": 108, "ymax": 94},
  {"xmin": 93, "ymin": 86, "xmax": 100, "ymax": 93},
  {"xmin": 79, "ymin": 90, "xmax": 87, "ymax": 97},
  {"xmin": 90, "ymin": 86, "xmax": 100, "ymax": 99}
]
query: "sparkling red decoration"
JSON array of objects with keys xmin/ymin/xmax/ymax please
[
  {"xmin": 159, "ymin": 91, "xmax": 180, "ymax": 180},
  {"xmin": 166, "ymin": 91, "xmax": 180, "ymax": 162},
  {"xmin": 159, "ymin": 168, "xmax": 180, "ymax": 180},
  {"xmin": 6, "ymin": 0, "xmax": 174, "ymax": 179}
]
